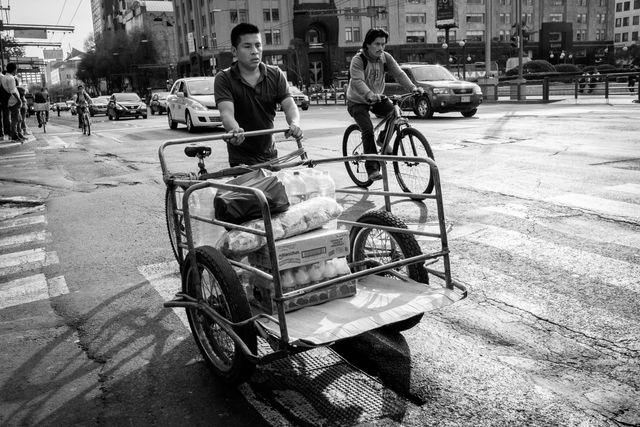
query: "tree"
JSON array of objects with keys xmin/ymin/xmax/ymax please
[{"xmin": 1, "ymin": 34, "xmax": 25, "ymax": 64}]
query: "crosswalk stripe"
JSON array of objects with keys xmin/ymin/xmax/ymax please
[
  {"xmin": 0, "ymin": 215, "xmax": 46, "ymax": 232},
  {"xmin": 0, "ymin": 249, "xmax": 58, "ymax": 277},
  {"xmin": 546, "ymin": 193, "xmax": 639, "ymax": 222},
  {"xmin": 0, "ymin": 274, "xmax": 69, "ymax": 310},
  {"xmin": 605, "ymin": 183, "xmax": 640, "ymax": 195},
  {"xmin": 0, "ymin": 231, "xmax": 47, "ymax": 248},
  {"xmin": 0, "ymin": 153, "xmax": 35, "ymax": 162},
  {"xmin": 138, "ymin": 262, "xmax": 188, "ymax": 327},
  {"xmin": 461, "ymin": 224, "xmax": 640, "ymax": 292},
  {"xmin": 0, "ymin": 205, "xmax": 45, "ymax": 222}
]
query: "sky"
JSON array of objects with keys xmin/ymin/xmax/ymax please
[{"xmin": 2, "ymin": 0, "xmax": 94, "ymax": 59}]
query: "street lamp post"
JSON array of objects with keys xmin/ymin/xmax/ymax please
[{"xmin": 459, "ymin": 39, "xmax": 467, "ymax": 80}]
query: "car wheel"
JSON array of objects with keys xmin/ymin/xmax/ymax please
[
  {"xmin": 186, "ymin": 111, "xmax": 196, "ymax": 133},
  {"xmin": 413, "ymin": 96, "xmax": 433, "ymax": 119},
  {"xmin": 168, "ymin": 110, "xmax": 178, "ymax": 129},
  {"xmin": 151, "ymin": 109, "xmax": 155, "ymax": 115},
  {"xmin": 302, "ymin": 105, "xmax": 309, "ymax": 111},
  {"xmin": 461, "ymin": 109, "xmax": 477, "ymax": 118},
  {"xmin": 90, "ymin": 112, "xmax": 95, "ymax": 117},
  {"xmin": 115, "ymin": 113, "xmax": 120, "ymax": 120},
  {"xmin": 142, "ymin": 115, "xmax": 147, "ymax": 119}
]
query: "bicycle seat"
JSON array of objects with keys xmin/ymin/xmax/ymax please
[{"xmin": 184, "ymin": 144, "xmax": 212, "ymax": 158}]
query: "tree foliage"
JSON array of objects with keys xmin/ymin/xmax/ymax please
[
  {"xmin": 77, "ymin": 30, "xmax": 156, "ymax": 94},
  {"xmin": 1, "ymin": 35, "xmax": 25, "ymax": 60}
]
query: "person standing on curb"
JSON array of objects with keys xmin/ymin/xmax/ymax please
[
  {"xmin": 2, "ymin": 63, "xmax": 24, "ymax": 142},
  {"xmin": 0, "ymin": 70, "xmax": 10, "ymax": 141}
]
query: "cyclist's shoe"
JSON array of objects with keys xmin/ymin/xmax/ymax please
[
  {"xmin": 368, "ymin": 170, "xmax": 382, "ymax": 181},
  {"xmin": 38, "ymin": 123, "xmax": 42, "ymax": 128}
]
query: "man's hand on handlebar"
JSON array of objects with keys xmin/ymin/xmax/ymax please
[
  {"xmin": 285, "ymin": 123, "xmax": 303, "ymax": 140},
  {"xmin": 366, "ymin": 93, "xmax": 382, "ymax": 104},
  {"xmin": 223, "ymin": 128, "xmax": 245, "ymax": 145}
]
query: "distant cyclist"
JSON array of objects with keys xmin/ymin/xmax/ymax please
[
  {"xmin": 74, "ymin": 85, "xmax": 92, "ymax": 129},
  {"xmin": 34, "ymin": 87, "xmax": 50, "ymax": 128}
]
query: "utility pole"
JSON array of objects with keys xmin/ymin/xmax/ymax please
[{"xmin": 484, "ymin": 0, "xmax": 491, "ymax": 76}]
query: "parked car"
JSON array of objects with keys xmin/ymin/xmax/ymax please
[
  {"xmin": 107, "ymin": 92, "xmax": 147, "ymax": 120},
  {"xmin": 384, "ymin": 63, "xmax": 483, "ymax": 118},
  {"xmin": 90, "ymin": 95, "xmax": 111, "ymax": 116},
  {"xmin": 149, "ymin": 91, "xmax": 170, "ymax": 115},
  {"xmin": 166, "ymin": 77, "xmax": 222, "ymax": 132},
  {"xmin": 289, "ymin": 86, "xmax": 309, "ymax": 110}
]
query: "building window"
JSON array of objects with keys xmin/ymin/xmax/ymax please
[
  {"xmin": 264, "ymin": 54, "xmax": 284, "ymax": 65},
  {"xmin": 635, "ymin": 0, "xmax": 640, "ymax": 8},
  {"xmin": 230, "ymin": 9, "xmax": 248, "ymax": 23},
  {"xmin": 500, "ymin": 0, "xmax": 511, "ymax": 5},
  {"xmin": 466, "ymin": 30, "xmax": 484, "ymax": 42},
  {"xmin": 576, "ymin": 13, "xmax": 587, "ymax": 23},
  {"xmin": 466, "ymin": 14, "xmax": 484, "ymax": 24},
  {"xmin": 406, "ymin": 13, "xmax": 426, "ymax": 24},
  {"xmin": 406, "ymin": 31, "xmax": 426, "ymax": 43},
  {"xmin": 616, "ymin": 2, "xmax": 623, "ymax": 11},
  {"xmin": 406, "ymin": 0, "xmax": 426, "ymax": 4},
  {"xmin": 615, "ymin": 33, "xmax": 621, "ymax": 42},
  {"xmin": 623, "ymin": 16, "xmax": 630, "ymax": 26},
  {"xmin": 345, "ymin": 7, "xmax": 360, "ymax": 20},
  {"xmin": 437, "ymin": 29, "xmax": 457, "ymax": 43},
  {"xmin": 624, "ymin": 1, "xmax": 631, "ymax": 10},
  {"xmin": 345, "ymin": 27, "xmax": 361, "ymax": 42},
  {"xmin": 577, "ymin": 0, "xmax": 587, "ymax": 5},
  {"xmin": 263, "ymin": 8, "xmax": 279, "ymax": 22},
  {"xmin": 632, "ymin": 31, "xmax": 639, "ymax": 41},
  {"xmin": 499, "ymin": 13, "xmax": 511, "ymax": 25},
  {"xmin": 499, "ymin": 30, "xmax": 508, "ymax": 42},
  {"xmin": 264, "ymin": 29, "xmax": 281, "ymax": 45},
  {"xmin": 467, "ymin": 0, "xmax": 483, "ymax": 4},
  {"xmin": 201, "ymin": 14, "xmax": 206, "ymax": 28},
  {"xmin": 549, "ymin": 14, "xmax": 563, "ymax": 22},
  {"xmin": 211, "ymin": 32, "xmax": 217, "ymax": 49},
  {"xmin": 634, "ymin": 15, "xmax": 639, "ymax": 25},
  {"xmin": 615, "ymin": 17, "xmax": 622, "ymax": 27},
  {"xmin": 550, "ymin": 0, "xmax": 564, "ymax": 5},
  {"xmin": 209, "ymin": 10, "xmax": 216, "ymax": 24},
  {"xmin": 524, "ymin": 13, "xmax": 532, "ymax": 25},
  {"xmin": 622, "ymin": 32, "xmax": 629, "ymax": 41},
  {"xmin": 576, "ymin": 30, "xmax": 586, "ymax": 40}
]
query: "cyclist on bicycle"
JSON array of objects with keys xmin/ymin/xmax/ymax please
[
  {"xmin": 74, "ymin": 85, "xmax": 92, "ymax": 129},
  {"xmin": 34, "ymin": 87, "xmax": 50, "ymax": 127},
  {"xmin": 346, "ymin": 28, "xmax": 423, "ymax": 181}
]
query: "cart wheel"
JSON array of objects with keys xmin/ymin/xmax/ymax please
[
  {"xmin": 182, "ymin": 246, "xmax": 257, "ymax": 384},
  {"xmin": 165, "ymin": 185, "xmax": 186, "ymax": 263},
  {"xmin": 342, "ymin": 123, "xmax": 373, "ymax": 188},
  {"xmin": 349, "ymin": 209, "xmax": 429, "ymax": 284}
]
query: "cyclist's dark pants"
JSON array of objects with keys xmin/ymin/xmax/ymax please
[
  {"xmin": 347, "ymin": 99, "xmax": 394, "ymax": 175},
  {"xmin": 76, "ymin": 106, "xmax": 84, "ymax": 127}
]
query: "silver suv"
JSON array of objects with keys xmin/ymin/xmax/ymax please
[{"xmin": 384, "ymin": 63, "xmax": 483, "ymax": 118}]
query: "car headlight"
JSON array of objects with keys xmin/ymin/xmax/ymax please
[
  {"xmin": 432, "ymin": 87, "xmax": 452, "ymax": 95},
  {"xmin": 472, "ymin": 85, "xmax": 482, "ymax": 95},
  {"xmin": 191, "ymin": 101, "xmax": 207, "ymax": 111},
  {"xmin": 139, "ymin": 104, "xmax": 147, "ymax": 110}
]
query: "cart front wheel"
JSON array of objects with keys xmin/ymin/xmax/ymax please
[
  {"xmin": 342, "ymin": 123, "xmax": 373, "ymax": 188},
  {"xmin": 349, "ymin": 209, "xmax": 429, "ymax": 284},
  {"xmin": 182, "ymin": 246, "xmax": 257, "ymax": 384}
]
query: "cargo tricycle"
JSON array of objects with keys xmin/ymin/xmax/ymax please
[{"xmin": 158, "ymin": 128, "xmax": 467, "ymax": 384}]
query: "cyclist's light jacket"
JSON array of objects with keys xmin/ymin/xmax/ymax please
[
  {"xmin": 346, "ymin": 50, "xmax": 415, "ymax": 105},
  {"xmin": 75, "ymin": 90, "xmax": 92, "ymax": 106}
]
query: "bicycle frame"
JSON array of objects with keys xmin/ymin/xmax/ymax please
[{"xmin": 375, "ymin": 95, "xmax": 414, "ymax": 155}]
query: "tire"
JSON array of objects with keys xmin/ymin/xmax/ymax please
[
  {"xmin": 142, "ymin": 115, "xmax": 148, "ymax": 119},
  {"xmin": 165, "ymin": 186, "xmax": 186, "ymax": 263},
  {"xmin": 151, "ymin": 109, "xmax": 155, "ymax": 115},
  {"xmin": 342, "ymin": 123, "xmax": 373, "ymax": 188},
  {"xmin": 413, "ymin": 96, "xmax": 433, "ymax": 119},
  {"xmin": 186, "ymin": 111, "xmax": 195, "ymax": 133},
  {"xmin": 461, "ymin": 109, "xmax": 477, "ymax": 118},
  {"xmin": 349, "ymin": 209, "xmax": 429, "ymax": 285},
  {"xmin": 108, "ymin": 111, "xmax": 113, "ymax": 120},
  {"xmin": 183, "ymin": 246, "xmax": 257, "ymax": 384},
  {"xmin": 115, "ymin": 113, "xmax": 120, "ymax": 120},
  {"xmin": 392, "ymin": 127, "xmax": 435, "ymax": 196},
  {"xmin": 168, "ymin": 110, "xmax": 178, "ymax": 129}
]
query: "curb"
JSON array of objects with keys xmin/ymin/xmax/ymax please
[{"xmin": 0, "ymin": 133, "xmax": 36, "ymax": 155}]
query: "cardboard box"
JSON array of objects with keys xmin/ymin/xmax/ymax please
[
  {"xmin": 250, "ymin": 276, "xmax": 357, "ymax": 314},
  {"xmin": 248, "ymin": 227, "xmax": 349, "ymax": 270}
]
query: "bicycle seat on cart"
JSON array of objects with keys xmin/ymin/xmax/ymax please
[{"xmin": 184, "ymin": 144, "xmax": 211, "ymax": 158}]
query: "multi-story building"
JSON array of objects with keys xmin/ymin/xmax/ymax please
[
  {"xmin": 170, "ymin": 0, "xmax": 616, "ymax": 87},
  {"xmin": 613, "ymin": 0, "xmax": 640, "ymax": 63}
]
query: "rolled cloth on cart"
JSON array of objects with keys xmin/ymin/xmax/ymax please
[{"xmin": 218, "ymin": 197, "xmax": 343, "ymax": 257}]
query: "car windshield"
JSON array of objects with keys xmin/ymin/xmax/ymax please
[
  {"xmin": 186, "ymin": 80, "xmax": 215, "ymax": 95},
  {"xmin": 116, "ymin": 94, "xmax": 141, "ymax": 102},
  {"xmin": 410, "ymin": 66, "xmax": 456, "ymax": 81},
  {"xmin": 93, "ymin": 96, "xmax": 110, "ymax": 103}
]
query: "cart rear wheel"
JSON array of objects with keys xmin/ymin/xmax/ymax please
[
  {"xmin": 342, "ymin": 123, "xmax": 373, "ymax": 188},
  {"xmin": 165, "ymin": 186, "xmax": 187, "ymax": 264},
  {"xmin": 182, "ymin": 246, "xmax": 256, "ymax": 384},
  {"xmin": 349, "ymin": 209, "xmax": 429, "ymax": 284}
]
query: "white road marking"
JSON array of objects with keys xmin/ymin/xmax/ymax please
[
  {"xmin": 605, "ymin": 183, "xmax": 640, "ymax": 195},
  {"xmin": 546, "ymin": 193, "xmax": 639, "ymax": 222},
  {"xmin": 462, "ymin": 224, "xmax": 640, "ymax": 292},
  {"xmin": 0, "ymin": 231, "xmax": 47, "ymax": 248},
  {"xmin": 0, "ymin": 205, "xmax": 45, "ymax": 221},
  {"xmin": 41, "ymin": 135, "xmax": 76, "ymax": 150},
  {"xmin": 0, "ymin": 274, "xmax": 69, "ymax": 310},
  {"xmin": 0, "ymin": 249, "xmax": 58, "ymax": 277},
  {"xmin": 0, "ymin": 215, "xmax": 46, "ymax": 232},
  {"xmin": 137, "ymin": 261, "xmax": 187, "ymax": 327}
]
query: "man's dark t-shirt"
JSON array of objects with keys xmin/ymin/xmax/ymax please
[{"xmin": 214, "ymin": 62, "xmax": 290, "ymax": 165}]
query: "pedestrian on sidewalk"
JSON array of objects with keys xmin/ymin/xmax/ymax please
[
  {"xmin": 0, "ymin": 70, "xmax": 11, "ymax": 140},
  {"xmin": 17, "ymin": 83, "xmax": 30, "ymax": 137},
  {"xmin": 1, "ymin": 63, "xmax": 24, "ymax": 142}
]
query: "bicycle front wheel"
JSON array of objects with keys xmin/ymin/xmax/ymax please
[
  {"xmin": 84, "ymin": 114, "xmax": 91, "ymax": 136},
  {"xmin": 392, "ymin": 127, "xmax": 435, "ymax": 195},
  {"xmin": 165, "ymin": 185, "xmax": 186, "ymax": 263},
  {"xmin": 342, "ymin": 124, "xmax": 373, "ymax": 188}
]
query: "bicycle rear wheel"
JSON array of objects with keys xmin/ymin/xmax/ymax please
[
  {"xmin": 84, "ymin": 113, "xmax": 91, "ymax": 136},
  {"xmin": 342, "ymin": 123, "xmax": 373, "ymax": 188},
  {"xmin": 392, "ymin": 127, "xmax": 435, "ymax": 195}
]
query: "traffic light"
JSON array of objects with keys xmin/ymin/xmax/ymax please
[{"xmin": 510, "ymin": 35, "xmax": 520, "ymax": 49}]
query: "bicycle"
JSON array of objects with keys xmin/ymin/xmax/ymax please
[
  {"xmin": 34, "ymin": 102, "xmax": 49, "ymax": 133},
  {"xmin": 342, "ymin": 93, "xmax": 435, "ymax": 196},
  {"xmin": 79, "ymin": 105, "xmax": 91, "ymax": 135},
  {"xmin": 161, "ymin": 129, "xmax": 307, "ymax": 264}
]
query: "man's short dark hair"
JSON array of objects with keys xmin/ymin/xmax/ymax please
[
  {"xmin": 230, "ymin": 23, "xmax": 260, "ymax": 47},
  {"xmin": 6, "ymin": 62, "xmax": 16, "ymax": 73},
  {"xmin": 362, "ymin": 28, "xmax": 389, "ymax": 50}
]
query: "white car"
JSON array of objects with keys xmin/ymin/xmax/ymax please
[{"xmin": 166, "ymin": 77, "xmax": 222, "ymax": 132}]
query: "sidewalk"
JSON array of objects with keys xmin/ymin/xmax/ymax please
[{"xmin": 0, "ymin": 133, "xmax": 37, "ymax": 154}]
